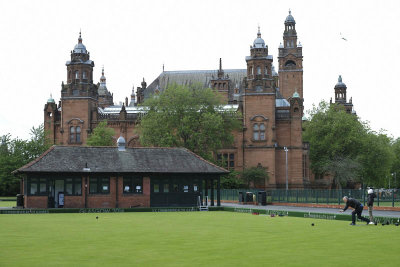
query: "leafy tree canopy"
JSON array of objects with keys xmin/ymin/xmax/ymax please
[
  {"xmin": 137, "ymin": 83, "xmax": 242, "ymax": 160},
  {"xmin": 0, "ymin": 124, "xmax": 50, "ymax": 196},
  {"xmin": 241, "ymin": 166, "xmax": 269, "ymax": 188},
  {"xmin": 86, "ymin": 121, "xmax": 115, "ymax": 146},
  {"xmin": 303, "ymin": 101, "xmax": 395, "ymax": 188}
]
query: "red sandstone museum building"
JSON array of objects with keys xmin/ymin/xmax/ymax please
[
  {"xmin": 14, "ymin": 137, "xmax": 227, "ymax": 209},
  {"xmin": 43, "ymin": 11, "xmax": 354, "ymax": 190}
]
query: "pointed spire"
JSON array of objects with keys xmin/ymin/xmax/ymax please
[
  {"xmin": 100, "ymin": 66, "xmax": 106, "ymax": 84},
  {"xmin": 338, "ymin": 75, "xmax": 342, "ymax": 83},
  {"xmin": 289, "ymin": 8, "xmax": 291, "ymax": 15},
  {"xmin": 78, "ymin": 30, "xmax": 82, "ymax": 44},
  {"xmin": 219, "ymin": 58, "xmax": 222, "ymax": 72},
  {"xmin": 257, "ymin": 25, "xmax": 261, "ymax": 38}
]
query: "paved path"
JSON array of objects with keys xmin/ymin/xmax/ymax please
[{"xmin": 221, "ymin": 203, "xmax": 400, "ymax": 218}]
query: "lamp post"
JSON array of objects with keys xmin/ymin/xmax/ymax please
[{"xmin": 284, "ymin": 146, "xmax": 289, "ymax": 191}]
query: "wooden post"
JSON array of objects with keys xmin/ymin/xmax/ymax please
[
  {"xmin": 204, "ymin": 179, "xmax": 208, "ymax": 206},
  {"xmin": 217, "ymin": 176, "xmax": 221, "ymax": 207},
  {"xmin": 211, "ymin": 177, "xmax": 215, "ymax": 206}
]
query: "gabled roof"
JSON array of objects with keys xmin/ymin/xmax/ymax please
[
  {"xmin": 14, "ymin": 146, "xmax": 228, "ymax": 175},
  {"xmin": 145, "ymin": 69, "xmax": 247, "ymax": 99}
]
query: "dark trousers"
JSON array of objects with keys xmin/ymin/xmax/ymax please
[{"xmin": 352, "ymin": 205, "xmax": 370, "ymax": 224}]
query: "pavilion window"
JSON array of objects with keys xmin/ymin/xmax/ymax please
[
  {"xmin": 257, "ymin": 66, "xmax": 261, "ymax": 75},
  {"xmin": 82, "ymin": 71, "xmax": 87, "ymax": 79},
  {"xmin": 123, "ymin": 176, "xmax": 143, "ymax": 194},
  {"xmin": 28, "ymin": 177, "xmax": 48, "ymax": 195},
  {"xmin": 163, "ymin": 183, "xmax": 169, "ymax": 193},
  {"xmin": 29, "ymin": 178, "xmax": 39, "ymax": 195},
  {"xmin": 75, "ymin": 70, "xmax": 79, "ymax": 79},
  {"xmin": 89, "ymin": 177, "xmax": 110, "ymax": 194},
  {"xmin": 65, "ymin": 178, "xmax": 82, "ymax": 196}
]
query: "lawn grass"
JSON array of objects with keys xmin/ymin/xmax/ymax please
[
  {"xmin": 0, "ymin": 201, "xmax": 15, "ymax": 207},
  {"xmin": 0, "ymin": 211, "xmax": 399, "ymax": 266}
]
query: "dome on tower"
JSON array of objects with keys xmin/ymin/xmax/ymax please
[
  {"xmin": 253, "ymin": 26, "xmax": 266, "ymax": 48},
  {"xmin": 73, "ymin": 31, "xmax": 87, "ymax": 54},
  {"xmin": 285, "ymin": 10, "xmax": 296, "ymax": 23},
  {"xmin": 47, "ymin": 94, "xmax": 55, "ymax": 103},
  {"xmin": 335, "ymin": 75, "xmax": 347, "ymax": 89}
]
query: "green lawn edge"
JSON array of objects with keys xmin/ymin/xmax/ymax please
[{"xmin": 1, "ymin": 205, "xmax": 398, "ymax": 224}]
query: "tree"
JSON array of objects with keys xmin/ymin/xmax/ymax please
[
  {"xmin": 0, "ymin": 124, "xmax": 51, "ymax": 196},
  {"xmin": 303, "ymin": 101, "xmax": 395, "ymax": 188},
  {"xmin": 137, "ymin": 83, "xmax": 242, "ymax": 160},
  {"xmin": 391, "ymin": 138, "xmax": 400, "ymax": 188},
  {"xmin": 241, "ymin": 167, "xmax": 269, "ymax": 188},
  {"xmin": 86, "ymin": 121, "xmax": 115, "ymax": 146},
  {"xmin": 358, "ymin": 132, "xmax": 394, "ymax": 187},
  {"xmin": 303, "ymin": 101, "xmax": 368, "ymax": 183},
  {"xmin": 220, "ymin": 170, "xmax": 245, "ymax": 189}
]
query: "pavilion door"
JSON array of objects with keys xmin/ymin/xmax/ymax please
[
  {"xmin": 54, "ymin": 179, "xmax": 64, "ymax": 208},
  {"xmin": 150, "ymin": 177, "xmax": 201, "ymax": 207}
]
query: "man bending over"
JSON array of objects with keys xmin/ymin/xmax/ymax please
[{"xmin": 339, "ymin": 196, "xmax": 370, "ymax": 225}]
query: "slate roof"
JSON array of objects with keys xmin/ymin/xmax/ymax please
[
  {"xmin": 145, "ymin": 69, "xmax": 247, "ymax": 99},
  {"xmin": 14, "ymin": 146, "xmax": 228, "ymax": 175}
]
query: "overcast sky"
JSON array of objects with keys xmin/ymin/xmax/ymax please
[{"xmin": 1, "ymin": 0, "xmax": 399, "ymax": 140}]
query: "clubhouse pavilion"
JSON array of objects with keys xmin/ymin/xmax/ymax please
[{"xmin": 13, "ymin": 138, "xmax": 227, "ymax": 209}]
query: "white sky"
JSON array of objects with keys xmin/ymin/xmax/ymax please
[{"xmin": 1, "ymin": 0, "xmax": 399, "ymax": 140}]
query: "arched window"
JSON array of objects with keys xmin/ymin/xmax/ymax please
[
  {"xmin": 265, "ymin": 66, "xmax": 268, "ymax": 75},
  {"xmin": 70, "ymin": 126, "xmax": 75, "ymax": 143},
  {"xmin": 76, "ymin": 126, "xmax": 81, "ymax": 142},
  {"xmin": 75, "ymin": 70, "xmax": 79, "ymax": 79},
  {"xmin": 249, "ymin": 67, "xmax": 253, "ymax": 76},
  {"xmin": 253, "ymin": 123, "xmax": 266, "ymax": 141},
  {"xmin": 82, "ymin": 71, "xmax": 87, "ymax": 79},
  {"xmin": 257, "ymin": 66, "xmax": 261, "ymax": 75}
]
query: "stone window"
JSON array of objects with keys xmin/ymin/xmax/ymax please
[
  {"xmin": 257, "ymin": 66, "xmax": 261, "ymax": 75},
  {"xmin": 75, "ymin": 70, "xmax": 79, "ymax": 79},
  {"xmin": 89, "ymin": 177, "xmax": 110, "ymax": 194},
  {"xmin": 69, "ymin": 126, "xmax": 82, "ymax": 144},
  {"xmin": 82, "ymin": 71, "xmax": 87, "ymax": 79},
  {"xmin": 253, "ymin": 123, "xmax": 266, "ymax": 141},
  {"xmin": 76, "ymin": 126, "xmax": 81, "ymax": 142},
  {"xmin": 217, "ymin": 153, "xmax": 235, "ymax": 170},
  {"xmin": 69, "ymin": 126, "xmax": 75, "ymax": 143},
  {"xmin": 123, "ymin": 176, "xmax": 143, "ymax": 194}
]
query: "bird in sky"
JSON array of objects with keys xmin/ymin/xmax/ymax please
[{"xmin": 340, "ymin": 32, "xmax": 348, "ymax": 41}]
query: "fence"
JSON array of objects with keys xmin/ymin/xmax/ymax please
[{"xmin": 208, "ymin": 188, "xmax": 400, "ymax": 207}]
